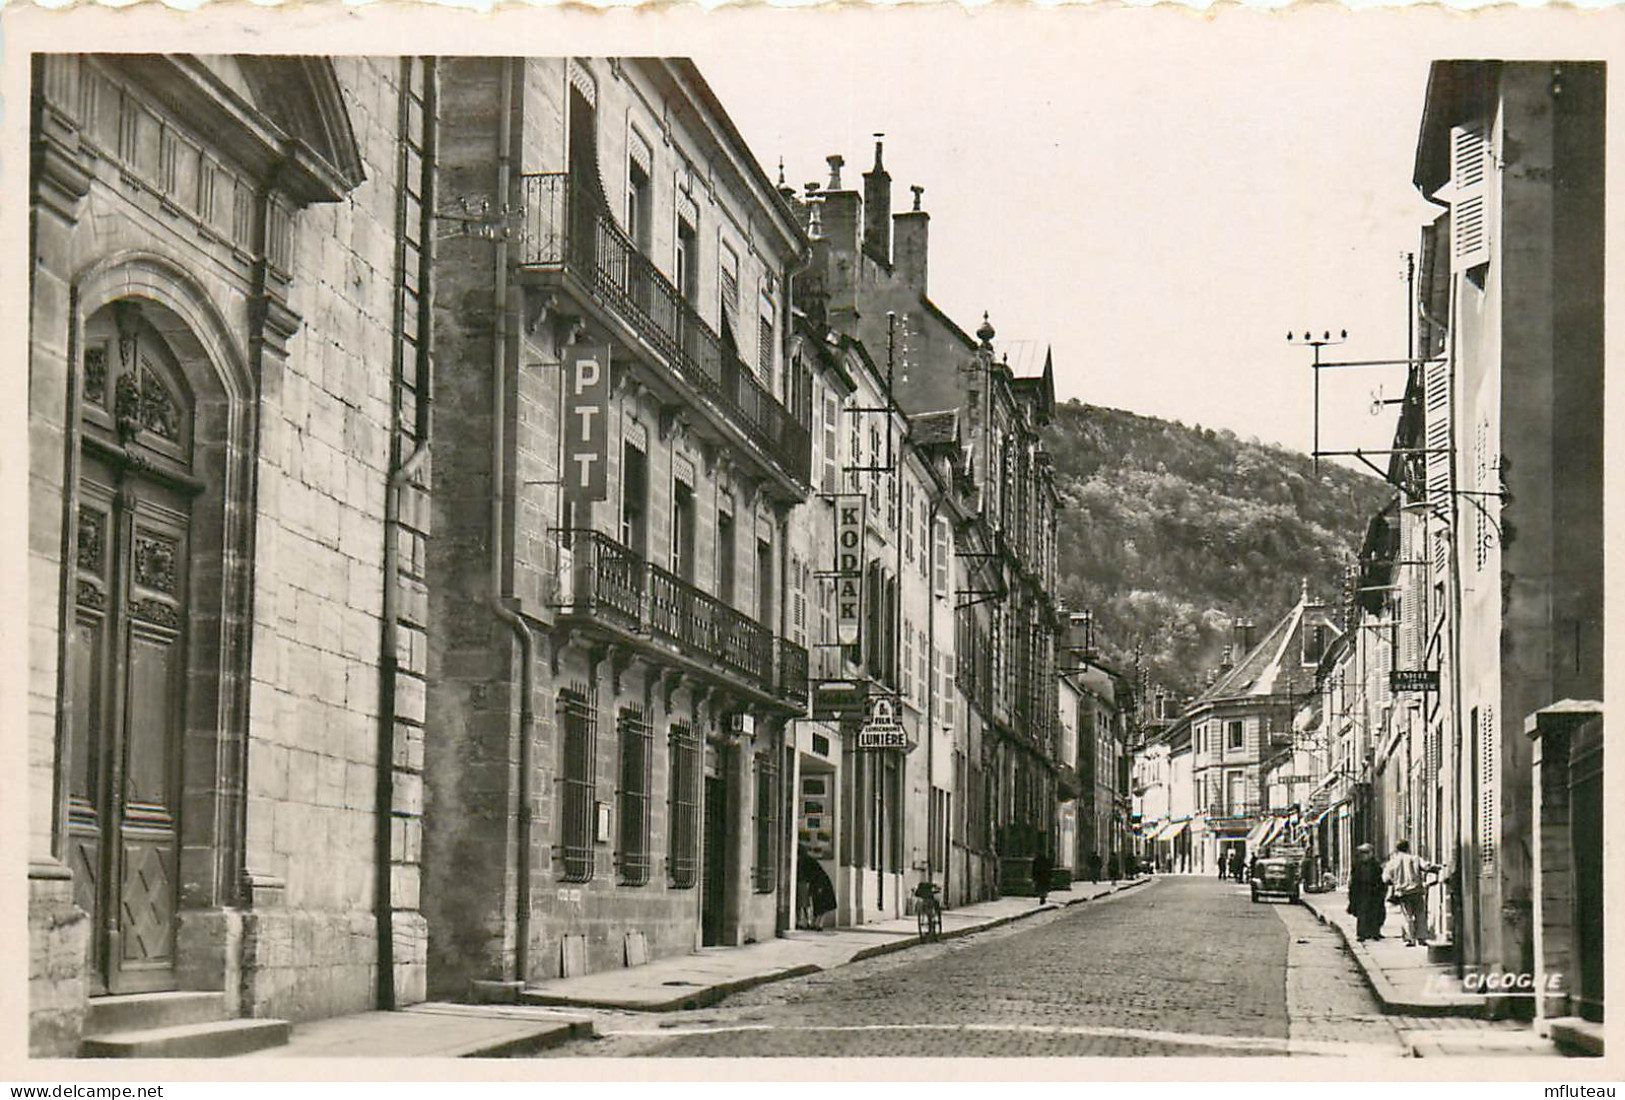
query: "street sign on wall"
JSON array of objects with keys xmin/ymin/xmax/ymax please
[
  {"xmin": 563, "ymin": 344, "xmax": 611, "ymax": 502},
  {"xmin": 835, "ymin": 495, "xmax": 866, "ymax": 647},
  {"xmin": 1390, "ymin": 669, "xmax": 1440, "ymax": 693}
]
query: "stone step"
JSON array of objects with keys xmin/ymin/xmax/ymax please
[
  {"xmin": 1425, "ymin": 939, "xmax": 1455, "ymax": 965},
  {"xmin": 86, "ymin": 992, "xmax": 228, "ymax": 1036},
  {"xmin": 81, "ymin": 1018, "xmax": 292, "ymax": 1059}
]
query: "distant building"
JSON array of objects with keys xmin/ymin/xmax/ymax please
[{"xmin": 1175, "ymin": 592, "xmax": 1341, "ymax": 875}]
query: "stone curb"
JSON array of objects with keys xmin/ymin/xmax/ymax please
[
  {"xmin": 1296, "ymin": 892, "xmax": 1486, "ymax": 1021},
  {"xmin": 459, "ymin": 1018, "xmax": 598, "ymax": 1058}
]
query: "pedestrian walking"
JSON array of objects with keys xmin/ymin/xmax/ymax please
[
  {"xmin": 797, "ymin": 844, "xmax": 838, "ymax": 931},
  {"xmin": 1088, "ymin": 851, "xmax": 1103, "ymax": 884},
  {"xmin": 1382, "ymin": 839, "xmax": 1439, "ymax": 946},
  {"xmin": 1232, "ymin": 848, "xmax": 1246, "ymax": 882},
  {"xmin": 1216, "ymin": 848, "xmax": 1227, "ymax": 878},
  {"xmin": 1031, "ymin": 847, "xmax": 1054, "ymax": 905},
  {"xmin": 1346, "ymin": 843, "xmax": 1387, "ymax": 941},
  {"xmin": 1107, "ymin": 852, "xmax": 1120, "ymax": 883}
]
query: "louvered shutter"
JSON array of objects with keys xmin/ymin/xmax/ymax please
[
  {"xmin": 1425, "ymin": 359, "xmax": 1452, "ymax": 563},
  {"xmin": 1451, "ymin": 124, "xmax": 1490, "ymax": 270},
  {"xmin": 1478, "ymin": 704, "xmax": 1497, "ymax": 870}
]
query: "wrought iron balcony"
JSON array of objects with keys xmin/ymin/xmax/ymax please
[
  {"xmin": 557, "ymin": 529, "xmax": 804, "ymax": 709},
  {"xmin": 775, "ymin": 637, "xmax": 809, "ymax": 708},
  {"xmin": 519, "ymin": 172, "xmax": 811, "ymax": 488}
]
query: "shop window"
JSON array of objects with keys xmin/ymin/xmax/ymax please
[
  {"xmin": 754, "ymin": 751, "xmax": 778, "ymax": 893},
  {"xmin": 617, "ymin": 706, "xmax": 653, "ymax": 885},
  {"xmin": 559, "ymin": 686, "xmax": 597, "ymax": 883},
  {"xmin": 668, "ymin": 722, "xmax": 700, "ymax": 888}
]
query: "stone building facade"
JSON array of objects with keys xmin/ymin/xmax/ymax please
[
  {"xmin": 28, "ymin": 54, "xmax": 435, "ymax": 1054},
  {"xmin": 788, "ymin": 144, "xmax": 1064, "ymax": 904},
  {"xmin": 420, "ymin": 57, "xmax": 812, "ymax": 996}
]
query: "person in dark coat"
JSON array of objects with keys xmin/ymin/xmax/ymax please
[
  {"xmin": 797, "ymin": 845, "xmax": 838, "ymax": 931},
  {"xmin": 1347, "ymin": 843, "xmax": 1387, "ymax": 941},
  {"xmin": 1087, "ymin": 851, "xmax": 1103, "ymax": 884},
  {"xmin": 1107, "ymin": 852, "xmax": 1121, "ymax": 883},
  {"xmin": 1031, "ymin": 848, "xmax": 1054, "ymax": 904}
]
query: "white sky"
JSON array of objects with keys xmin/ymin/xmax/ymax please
[{"xmin": 699, "ymin": 15, "xmax": 1458, "ymax": 459}]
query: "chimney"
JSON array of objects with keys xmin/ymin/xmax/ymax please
[
  {"xmin": 1219, "ymin": 645, "xmax": 1233, "ymax": 673},
  {"xmin": 893, "ymin": 184, "xmax": 930, "ymax": 293},
  {"xmin": 862, "ymin": 136, "xmax": 892, "ymax": 265},
  {"xmin": 819, "ymin": 153, "xmax": 861, "ymax": 256},
  {"xmin": 1235, "ymin": 618, "xmax": 1256, "ymax": 655}
]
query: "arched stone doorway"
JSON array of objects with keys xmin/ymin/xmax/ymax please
[{"xmin": 59, "ymin": 281, "xmax": 250, "ymax": 997}]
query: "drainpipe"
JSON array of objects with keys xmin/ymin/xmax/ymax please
[
  {"xmin": 486, "ymin": 57, "xmax": 537, "ymax": 988},
  {"xmin": 925, "ymin": 492, "xmax": 939, "ymax": 901},
  {"xmin": 377, "ymin": 58, "xmax": 439, "ymax": 1011},
  {"xmin": 778, "ymin": 508, "xmax": 792, "ymax": 936}
]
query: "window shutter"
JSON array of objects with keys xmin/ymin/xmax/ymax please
[
  {"xmin": 934, "ymin": 519, "xmax": 950, "ymax": 598},
  {"xmin": 1450, "ymin": 124, "xmax": 1490, "ymax": 270},
  {"xmin": 1478, "ymin": 704, "xmax": 1497, "ymax": 870},
  {"xmin": 1425, "ymin": 359, "xmax": 1452, "ymax": 527}
]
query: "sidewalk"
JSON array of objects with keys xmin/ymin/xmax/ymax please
[
  {"xmin": 244, "ymin": 1002, "xmax": 596, "ymax": 1058},
  {"xmin": 518, "ymin": 875, "xmax": 1151, "ymax": 1012},
  {"xmin": 1298, "ymin": 888, "xmax": 1485, "ymax": 1017}
]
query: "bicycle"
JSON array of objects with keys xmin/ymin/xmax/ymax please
[{"xmin": 914, "ymin": 881, "xmax": 943, "ymax": 942}]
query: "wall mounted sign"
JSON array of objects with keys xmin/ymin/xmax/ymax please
[
  {"xmin": 564, "ymin": 344, "xmax": 611, "ymax": 502},
  {"xmin": 857, "ymin": 695, "xmax": 911, "ymax": 751},
  {"xmin": 835, "ymin": 495, "xmax": 866, "ymax": 646},
  {"xmin": 1390, "ymin": 669, "xmax": 1440, "ymax": 693}
]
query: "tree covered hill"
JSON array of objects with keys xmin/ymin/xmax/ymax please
[{"xmin": 1045, "ymin": 399, "xmax": 1392, "ymax": 702}]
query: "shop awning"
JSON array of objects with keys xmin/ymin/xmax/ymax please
[
  {"xmin": 1245, "ymin": 818, "xmax": 1273, "ymax": 847},
  {"xmin": 1144, "ymin": 821, "xmax": 1172, "ymax": 841},
  {"xmin": 1162, "ymin": 819, "xmax": 1189, "ymax": 841},
  {"xmin": 1260, "ymin": 817, "xmax": 1286, "ymax": 848}
]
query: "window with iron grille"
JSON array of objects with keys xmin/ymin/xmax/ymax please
[
  {"xmin": 558, "ymin": 686, "xmax": 597, "ymax": 883},
  {"xmin": 617, "ymin": 706, "xmax": 653, "ymax": 885},
  {"xmin": 754, "ymin": 751, "xmax": 778, "ymax": 893},
  {"xmin": 668, "ymin": 722, "xmax": 700, "ymax": 888}
]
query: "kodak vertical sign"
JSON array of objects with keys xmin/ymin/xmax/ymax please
[
  {"xmin": 564, "ymin": 345, "xmax": 611, "ymax": 502},
  {"xmin": 835, "ymin": 495, "xmax": 865, "ymax": 647}
]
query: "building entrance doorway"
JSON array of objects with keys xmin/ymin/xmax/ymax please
[
  {"xmin": 701, "ymin": 772, "xmax": 728, "ymax": 946},
  {"xmin": 65, "ymin": 303, "xmax": 201, "ymax": 995}
]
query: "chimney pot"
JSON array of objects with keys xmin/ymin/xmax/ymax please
[{"xmin": 826, "ymin": 154, "xmax": 845, "ymax": 191}]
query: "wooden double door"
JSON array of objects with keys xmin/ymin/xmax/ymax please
[{"xmin": 65, "ymin": 309, "xmax": 198, "ymax": 995}]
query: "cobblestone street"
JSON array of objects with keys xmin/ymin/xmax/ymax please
[{"xmin": 544, "ymin": 877, "xmax": 1447, "ymax": 1058}]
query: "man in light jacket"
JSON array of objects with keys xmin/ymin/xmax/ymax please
[{"xmin": 1382, "ymin": 839, "xmax": 1439, "ymax": 946}]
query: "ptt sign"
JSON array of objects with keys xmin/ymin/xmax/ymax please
[
  {"xmin": 564, "ymin": 345, "xmax": 611, "ymax": 502},
  {"xmin": 835, "ymin": 495, "xmax": 865, "ymax": 647}
]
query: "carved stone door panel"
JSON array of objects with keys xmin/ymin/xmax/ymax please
[{"xmin": 67, "ymin": 305, "xmax": 196, "ymax": 995}]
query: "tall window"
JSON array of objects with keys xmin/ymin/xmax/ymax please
[
  {"xmin": 621, "ymin": 443, "xmax": 647, "ymax": 557},
  {"xmin": 753, "ymin": 751, "xmax": 778, "ymax": 892},
  {"xmin": 757, "ymin": 310, "xmax": 774, "ymax": 380},
  {"xmin": 823, "ymin": 394, "xmax": 839, "ymax": 494},
  {"xmin": 756, "ymin": 538, "xmax": 774, "ymax": 626},
  {"xmin": 617, "ymin": 706, "xmax": 653, "ymax": 885},
  {"xmin": 672, "ymin": 477, "xmax": 696, "ymax": 583},
  {"xmin": 903, "ymin": 480, "xmax": 915, "ymax": 564},
  {"xmin": 720, "ymin": 243, "xmax": 740, "ymax": 338},
  {"xmin": 627, "ymin": 159, "xmax": 652, "ymax": 253},
  {"xmin": 716, "ymin": 505, "xmax": 735, "ymax": 605},
  {"xmin": 1228, "ymin": 720, "xmax": 1244, "ymax": 751},
  {"xmin": 559, "ymin": 686, "xmax": 597, "ymax": 883},
  {"xmin": 676, "ymin": 212, "xmax": 699, "ymax": 302},
  {"xmin": 668, "ymin": 723, "xmax": 700, "ymax": 888}
]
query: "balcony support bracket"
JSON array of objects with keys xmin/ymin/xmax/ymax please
[{"xmin": 662, "ymin": 668, "xmax": 688, "ymax": 715}]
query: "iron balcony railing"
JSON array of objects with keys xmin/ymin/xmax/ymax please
[
  {"xmin": 560, "ymin": 528, "xmax": 805, "ymax": 702},
  {"xmin": 519, "ymin": 172, "xmax": 812, "ymax": 486},
  {"xmin": 775, "ymin": 636, "xmax": 809, "ymax": 706}
]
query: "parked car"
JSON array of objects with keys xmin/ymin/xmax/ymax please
[{"xmin": 1250, "ymin": 855, "xmax": 1300, "ymax": 903}]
